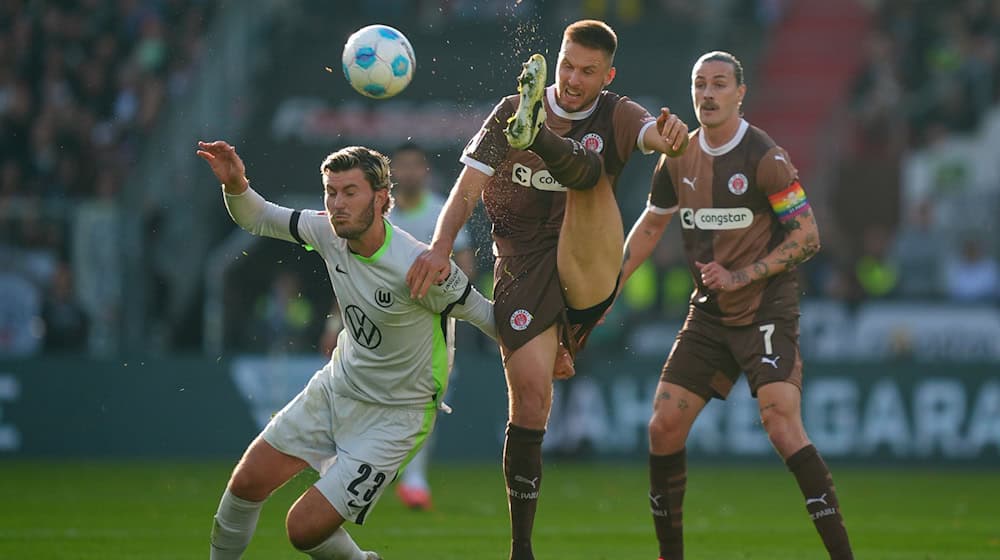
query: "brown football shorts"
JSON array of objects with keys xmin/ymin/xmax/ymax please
[
  {"xmin": 492, "ymin": 250, "xmax": 616, "ymax": 355},
  {"xmin": 661, "ymin": 306, "xmax": 803, "ymax": 401}
]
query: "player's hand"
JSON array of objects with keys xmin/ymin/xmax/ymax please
[
  {"xmin": 695, "ymin": 260, "xmax": 750, "ymax": 292},
  {"xmin": 406, "ymin": 244, "xmax": 452, "ymax": 299},
  {"xmin": 656, "ymin": 108, "xmax": 689, "ymax": 157},
  {"xmin": 196, "ymin": 140, "xmax": 249, "ymax": 193},
  {"xmin": 553, "ymin": 343, "xmax": 575, "ymax": 380}
]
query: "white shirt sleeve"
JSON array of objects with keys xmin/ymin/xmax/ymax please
[
  {"xmin": 223, "ymin": 186, "xmax": 297, "ymax": 243},
  {"xmin": 636, "ymin": 120, "xmax": 657, "ymax": 155},
  {"xmin": 447, "ymin": 285, "xmax": 496, "ymax": 340},
  {"xmin": 420, "ymin": 260, "xmax": 496, "ymax": 340},
  {"xmin": 646, "ymin": 201, "xmax": 678, "ymax": 215},
  {"xmin": 459, "ymin": 154, "xmax": 495, "ymax": 177}
]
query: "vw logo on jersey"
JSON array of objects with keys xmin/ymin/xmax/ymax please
[
  {"xmin": 374, "ymin": 287, "xmax": 393, "ymax": 308},
  {"xmin": 344, "ymin": 305, "xmax": 382, "ymax": 349},
  {"xmin": 581, "ymin": 132, "xmax": 604, "ymax": 153},
  {"xmin": 510, "ymin": 309, "xmax": 533, "ymax": 331},
  {"xmin": 728, "ymin": 173, "xmax": 749, "ymax": 195}
]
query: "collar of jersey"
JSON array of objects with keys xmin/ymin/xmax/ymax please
[
  {"xmin": 546, "ymin": 85, "xmax": 599, "ymax": 120},
  {"xmin": 698, "ymin": 118, "xmax": 749, "ymax": 156},
  {"xmin": 352, "ymin": 218, "xmax": 392, "ymax": 264}
]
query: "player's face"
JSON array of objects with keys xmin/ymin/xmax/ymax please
[
  {"xmin": 323, "ymin": 168, "xmax": 382, "ymax": 240},
  {"xmin": 555, "ymin": 40, "xmax": 615, "ymax": 113},
  {"xmin": 390, "ymin": 150, "xmax": 429, "ymax": 197},
  {"xmin": 691, "ymin": 60, "xmax": 746, "ymax": 129}
]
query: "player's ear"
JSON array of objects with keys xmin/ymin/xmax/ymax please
[
  {"xmin": 604, "ymin": 66, "xmax": 616, "ymax": 88},
  {"xmin": 375, "ymin": 188, "xmax": 390, "ymax": 215}
]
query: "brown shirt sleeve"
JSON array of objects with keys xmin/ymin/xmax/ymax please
[
  {"xmin": 613, "ymin": 96, "xmax": 656, "ymax": 162},
  {"xmin": 463, "ymin": 97, "xmax": 515, "ymax": 173},
  {"xmin": 755, "ymin": 146, "xmax": 799, "ymax": 196},
  {"xmin": 648, "ymin": 154, "xmax": 678, "ymax": 210}
]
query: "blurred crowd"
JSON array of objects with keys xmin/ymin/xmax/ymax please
[
  {"xmin": 0, "ymin": 0, "xmax": 214, "ymax": 355},
  {"xmin": 828, "ymin": 0, "xmax": 1000, "ymax": 303}
]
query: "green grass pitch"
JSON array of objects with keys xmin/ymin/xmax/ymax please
[{"xmin": 0, "ymin": 460, "xmax": 997, "ymax": 559}]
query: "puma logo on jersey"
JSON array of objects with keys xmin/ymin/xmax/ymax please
[
  {"xmin": 514, "ymin": 475, "xmax": 539, "ymax": 489},
  {"xmin": 761, "ymin": 355, "xmax": 781, "ymax": 368},
  {"xmin": 806, "ymin": 493, "xmax": 828, "ymax": 506},
  {"xmin": 682, "ymin": 176, "xmax": 697, "ymax": 190}
]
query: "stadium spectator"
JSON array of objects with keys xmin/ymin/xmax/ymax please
[
  {"xmin": 943, "ymin": 236, "xmax": 1000, "ymax": 302},
  {"xmin": 0, "ymin": 264, "xmax": 42, "ymax": 357},
  {"xmin": 854, "ymin": 225, "xmax": 899, "ymax": 300},
  {"xmin": 41, "ymin": 260, "xmax": 88, "ymax": 353},
  {"xmin": 888, "ymin": 200, "xmax": 945, "ymax": 299},
  {"xmin": 620, "ymin": 51, "xmax": 853, "ymax": 559},
  {"xmin": 0, "ymin": 0, "xmax": 214, "ymax": 355},
  {"xmin": 251, "ymin": 270, "xmax": 316, "ymax": 354}
]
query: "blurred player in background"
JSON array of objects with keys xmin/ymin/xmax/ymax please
[
  {"xmin": 619, "ymin": 51, "xmax": 854, "ymax": 559},
  {"xmin": 388, "ymin": 141, "xmax": 476, "ymax": 510},
  {"xmin": 197, "ymin": 141, "xmax": 497, "ymax": 560},
  {"xmin": 407, "ymin": 19, "xmax": 688, "ymax": 560},
  {"xmin": 389, "ymin": 141, "xmax": 477, "ymax": 280}
]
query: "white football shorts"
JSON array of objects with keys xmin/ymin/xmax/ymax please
[{"xmin": 261, "ymin": 363, "xmax": 435, "ymax": 524}]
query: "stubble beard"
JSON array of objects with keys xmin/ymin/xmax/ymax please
[{"xmin": 332, "ymin": 197, "xmax": 376, "ymax": 241}]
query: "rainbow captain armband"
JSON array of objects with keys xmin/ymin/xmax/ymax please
[{"xmin": 768, "ymin": 181, "xmax": 810, "ymax": 224}]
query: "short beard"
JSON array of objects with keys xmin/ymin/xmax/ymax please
[{"xmin": 332, "ymin": 196, "xmax": 376, "ymax": 240}]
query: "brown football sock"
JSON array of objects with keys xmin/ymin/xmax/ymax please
[
  {"xmin": 786, "ymin": 444, "xmax": 854, "ymax": 560},
  {"xmin": 528, "ymin": 125, "xmax": 603, "ymax": 191},
  {"xmin": 504, "ymin": 423, "xmax": 545, "ymax": 560},
  {"xmin": 649, "ymin": 449, "xmax": 686, "ymax": 560}
]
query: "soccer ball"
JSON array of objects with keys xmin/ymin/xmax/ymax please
[{"xmin": 342, "ymin": 24, "xmax": 415, "ymax": 99}]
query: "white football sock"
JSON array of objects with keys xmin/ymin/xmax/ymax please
[
  {"xmin": 209, "ymin": 488, "xmax": 264, "ymax": 559},
  {"xmin": 304, "ymin": 527, "xmax": 367, "ymax": 560}
]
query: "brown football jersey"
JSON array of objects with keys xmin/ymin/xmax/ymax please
[
  {"xmin": 648, "ymin": 119, "xmax": 804, "ymax": 326},
  {"xmin": 463, "ymin": 86, "xmax": 655, "ymax": 257}
]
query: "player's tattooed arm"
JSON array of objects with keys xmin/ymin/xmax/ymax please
[
  {"xmin": 738, "ymin": 208, "xmax": 821, "ymax": 283},
  {"xmin": 751, "ymin": 261, "xmax": 770, "ymax": 280}
]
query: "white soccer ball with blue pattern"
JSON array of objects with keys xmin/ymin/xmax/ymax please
[{"xmin": 342, "ymin": 25, "xmax": 415, "ymax": 99}]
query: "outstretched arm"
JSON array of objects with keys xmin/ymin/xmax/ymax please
[
  {"xmin": 447, "ymin": 284, "xmax": 497, "ymax": 341},
  {"xmin": 196, "ymin": 140, "xmax": 298, "ymax": 243},
  {"xmin": 407, "ymin": 166, "xmax": 488, "ymax": 298},
  {"xmin": 642, "ymin": 108, "xmax": 690, "ymax": 157},
  {"xmin": 417, "ymin": 258, "xmax": 497, "ymax": 340},
  {"xmin": 197, "ymin": 141, "xmax": 249, "ymax": 194}
]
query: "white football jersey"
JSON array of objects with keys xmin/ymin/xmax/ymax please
[{"xmin": 225, "ymin": 187, "xmax": 495, "ymax": 408}]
